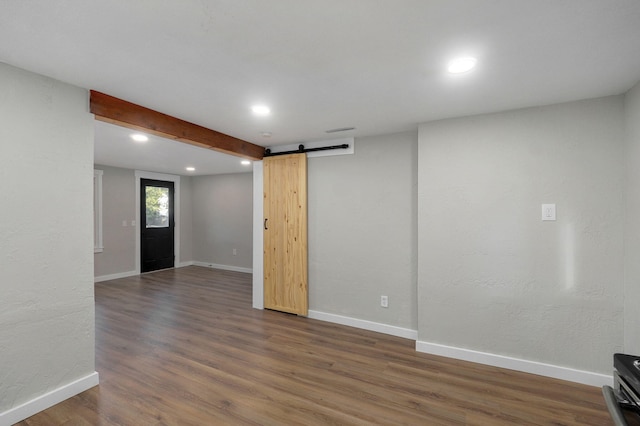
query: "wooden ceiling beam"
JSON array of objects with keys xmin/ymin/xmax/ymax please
[{"xmin": 90, "ymin": 91, "xmax": 265, "ymax": 160}]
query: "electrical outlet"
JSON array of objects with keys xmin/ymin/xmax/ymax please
[
  {"xmin": 232, "ymin": 248, "xmax": 237, "ymax": 256},
  {"xmin": 381, "ymin": 295, "xmax": 388, "ymax": 308},
  {"xmin": 542, "ymin": 204, "xmax": 556, "ymax": 221}
]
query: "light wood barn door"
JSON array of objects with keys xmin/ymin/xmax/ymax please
[{"xmin": 263, "ymin": 153, "xmax": 308, "ymax": 316}]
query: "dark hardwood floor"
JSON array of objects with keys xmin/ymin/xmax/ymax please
[{"xmin": 17, "ymin": 266, "xmax": 613, "ymax": 425}]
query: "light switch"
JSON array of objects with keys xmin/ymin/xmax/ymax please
[
  {"xmin": 542, "ymin": 204, "xmax": 556, "ymax": 221},
  {"xmin": 122, "ymin": 220, "xmax": 128, "ymax": 227},
  {"xmin": 131, "ymin": 220, "xmax": 136, "ymax": 226}
]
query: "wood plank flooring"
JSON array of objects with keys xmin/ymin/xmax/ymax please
[{"xmin": 16, "ymin": 266, "xmax": 615, "ymax": 425}]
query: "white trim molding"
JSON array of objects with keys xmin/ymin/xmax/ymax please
[
  {"xmin": 252, "ymin": 160, "xmax": 264, "ymax": 310},
  {"xmin": 0, "ymin": 372, "xmax": 99, "ymax": 426},
  {"xmin": 94, "ymin": 270, "xmax": 138, "ymax": 283},
  {"xmin": 135, "ymin": 170, "xmax": 181, "ymax": 275},
  {"xmin": 308, "ymin": 310, "xmax": 418, "ymax": 340},
  {"xmin": 94, "ymin": 263, "xmax": 198, "ymax": 283},
  {"xmin": 193, "ymin": 261, "xmax": 252, "ymax": 274},
  {"xmin": 415, "ymin": 340, "xmax": 612, "ymax": 388}
]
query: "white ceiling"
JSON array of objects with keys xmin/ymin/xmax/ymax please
[
  {"xmin": 94, "ymin": 120, "xmax": 254, "ymax": 175},
  {"xmin": 2, "ymin": 1, "xmax": 640, "ymax": 175}
]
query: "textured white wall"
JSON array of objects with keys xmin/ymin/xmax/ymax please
[
  {"xmin": 93, "ymin": 165, "xmax": 136, "ymax": 277},
  {"xmin": 418, "ymin": 96, "xmax": 625, "ymax": 374},
  {"xmin": 624, "ymin": 81, "xmax": 640, "ymax": 355},
  {"xmin": 0, "ymin": 64, "xmax": 95, "ymax": 412},
  {"xmin": 192, "ymin": 173, "xmax": 253, "ymax": 269},
  {"xmin": 308, "ymin": 131, "xmax": 418, "ymax": 330}
]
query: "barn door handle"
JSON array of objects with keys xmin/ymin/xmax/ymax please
[{"xmin": 264, "ymin": 218, "xmax": 268, "ymax": 230}]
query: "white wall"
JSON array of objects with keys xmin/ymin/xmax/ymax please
[
  {"xmin": 94, "ymin": 165, "xmax": 136, "ymax": 277},
  {"xmin": 0, "ymin": 63, "xmax": 97, "ymax": 421},
  {"xmin": 192, "ymin": 173, "xmax": 253, "ymax": 271},
  {"xmin": 180, "ymin": 175, "xmax": 194, "ymax": 265},
  {"xmin": 418, "ymin": 96, "xmax": 625, "ymax": 376},
  {"xmin": 308, "ymin": 131, "xmax": 418, "ymax": 332},
  {"xmin": 624, "ymin": 81, "xmax": 640, "ymax": 355}
]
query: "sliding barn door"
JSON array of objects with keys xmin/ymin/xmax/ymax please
[{"xmin": 263, "ymin": 153, "xmax": 308, "ymax": 316}]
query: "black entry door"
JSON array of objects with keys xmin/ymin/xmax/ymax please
[{"xmin": 141, "ymin": 178, "xmax": 175, "ymax": 273}]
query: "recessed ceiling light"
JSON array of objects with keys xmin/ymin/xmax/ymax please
[
  {"xmin": 130, "ymin": 133, "xmax": 149, "ymax": 142},
  {"xmin": 251, "ymin": 105, "xmax": 271, "ymax": 116},
  {"xmin": 241, "ymin": 160, "xmax": 251, "ymax": 166},
  {"xmin": 447, "ymin": 57, "xmax": 477, "ymax": 74},
  {"xmin": 185, "ymin": 167, "xmax": 196, "ymax": 172}
]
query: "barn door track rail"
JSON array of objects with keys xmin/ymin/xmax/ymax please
[{"xmin": 264, "ymin": 143, "xmax": 349, "ymax": 157}]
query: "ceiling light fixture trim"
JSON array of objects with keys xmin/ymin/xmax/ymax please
[
  {"xmin": 447, "ymin": 57, "xmax": 477, "ymax": 74},
  {"xmin": 251, "ymin": 105, "xmax": 271, "ymax": 116},
  {"xmin": 130, "ymin": 133, "xmax": 149, "ymax": 142}
]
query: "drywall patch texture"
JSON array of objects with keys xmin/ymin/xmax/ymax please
[
  {"xmin": 624, "ymin": 81, "xmax": 640, "ymax": 355},
  {"xmin": 308, "ymin": 131, "xmax": 418, "ymax": 330},
  {"xmin": 418, "ymin": 96, "xmax": 624, "ymax": 374},
  {"xmin": 0, "ymin": 63, "xmax": 95, "ymax": 412}
]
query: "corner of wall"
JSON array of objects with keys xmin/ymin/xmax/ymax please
[{"xmin": 623, "ymin": 80, "xmax": 640, "ymax": 354}]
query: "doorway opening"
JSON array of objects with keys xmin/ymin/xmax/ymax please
[
  {"xmin": 134, "ymin": 170, "xmax": 181, "ymax": 275},
  {"xmin": 140, "ymin": 178, "xmax": 175, "ymax": 273}
]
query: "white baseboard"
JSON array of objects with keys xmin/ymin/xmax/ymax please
[
  {"xmin": 95, "ymin": 262, "xmax": 197, "ymax": 282},
  {"xmin": 308, "ymin": 310, "xmax": 418, "ymax": 340},
  {"xmin": 415, "ymin": 340, "xmax": 612, "ymax": 387},
  {"xmin": 0, "ymin": 372, "xmax": 99, "ymax": 426},
  {"xmin": 192, "ymin": 261, "xmax": 252, "ymax": 274},
  {"xmin": 94, "ymin": 270, "xmax": 137, "ymax": 283}
]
